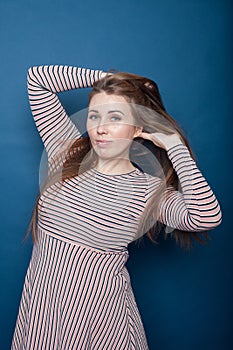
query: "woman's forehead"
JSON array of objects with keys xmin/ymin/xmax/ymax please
[{"xmin": 89, "ymin": 93, "xmax": 132, "ymax": 115}]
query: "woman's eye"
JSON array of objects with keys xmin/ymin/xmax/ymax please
[
  {"xmin": 88, "ymin": 115, "xmax": 98, "ymax": 120},
  {"xmin": 110, "ymin": 115, "xmax": 121, "ymax": 122}
]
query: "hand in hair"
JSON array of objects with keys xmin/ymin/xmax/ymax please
[
  {"xmin": 138, "ymin": 131, "xmax": 183, "ymax": 151},
  {"xmin": 100, "ymin": 71, "xmax": 113, "ymax": 79},
  {"xmin": 100, "ymin": 72, "xmax": 108, "ymax": 78}
]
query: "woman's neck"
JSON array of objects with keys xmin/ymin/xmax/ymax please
[{"xmin": 95, "ymin": 158, "xmax": 135, "ymax": 175}]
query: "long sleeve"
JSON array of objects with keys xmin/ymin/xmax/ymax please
[
  {"xmin": 146, "ymin": 144, "xmax": 222, "ymax": 232},
  {"xmin": 27, "ymin": 65, "xmax": 103, "ymax": 161}
]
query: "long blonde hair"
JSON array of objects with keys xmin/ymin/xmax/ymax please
[{"xmin": 27, "ymin": 71, "xmax": 210, "ymax": 249}]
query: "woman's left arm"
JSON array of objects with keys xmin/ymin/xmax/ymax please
[{"xmin": 141, "ymin": 132, "xmax": 222, "ymax": 231}]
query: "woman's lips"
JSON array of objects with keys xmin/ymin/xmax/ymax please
[{"xmin": 96, "ymin": 140, "xmax": 112, "ymax": 147}]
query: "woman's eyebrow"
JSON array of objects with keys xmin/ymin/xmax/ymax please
[
  {"xmin": 88, "ymin": 109, "xmax": 126, "ymax": 116},
  {"xmin": 107, "ymin": 110, "xmax": 125, "ymax": 116},
  {"xmin": 88, "ymin": 109, "xmax": 99, "ymax": 113}
]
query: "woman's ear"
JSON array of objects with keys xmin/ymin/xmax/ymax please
[{"xmin": 134, "ymin": 126, "xmax": 143, "ymax": 138}]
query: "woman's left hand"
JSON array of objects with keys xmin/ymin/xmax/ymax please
[{"xmin": 137, "ymin": 131, "xmax": 183, "ymax": 151}]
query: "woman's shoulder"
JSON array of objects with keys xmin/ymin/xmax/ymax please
[
  {"xmin": 130, "ymin": 168, "xmax": 162, "ymax": 190},
  {"xmin": 134, "ymin": 167, "xmax": 161, "ymax": 180}
]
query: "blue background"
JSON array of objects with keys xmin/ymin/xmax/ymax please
[{"xmin": 0, "ymin": 0, "xmax": 232, "ymax": 349}]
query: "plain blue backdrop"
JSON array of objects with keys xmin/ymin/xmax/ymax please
[{"xmin": 0, "ymin": 0, "xmax": 232, "ymax": 349}]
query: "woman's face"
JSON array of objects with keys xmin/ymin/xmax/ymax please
[{"xmin": 87, "ymin": 92, "xmax": 142, "ymax": 161}]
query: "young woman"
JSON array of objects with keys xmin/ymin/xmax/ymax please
[{"xmin": 11, "ymin": 65, "xmax": 222, "ymax": 350}]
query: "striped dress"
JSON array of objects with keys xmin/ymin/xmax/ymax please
[{"xmin": 11, "ymin": 66, "xmax": 222, "ymax": 350}]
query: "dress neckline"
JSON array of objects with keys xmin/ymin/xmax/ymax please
[{"xmin": 91, "ymin": 167, "xmax": 140, "ymax": 177}]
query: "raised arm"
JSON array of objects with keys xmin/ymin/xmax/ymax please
[
  {"xmin": 27, "ymin": 65, "xmax": 103, "ymax": 161},
  {"xmin": 157, "ymin": 144, "xmax": 222, "ymax": 231},
  {"xmin": 143, "ymin": 131, "xmax": 222, "ymax": 232}
]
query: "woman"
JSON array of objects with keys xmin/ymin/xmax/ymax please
[{"xmin": 11, "ymin": 65, "xmax": 222, "ymax": 350}]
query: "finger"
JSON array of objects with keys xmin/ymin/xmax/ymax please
[
  {"xmin": 138, "ymin": 132, "xmax": 165, "ymax": 149},
  {"xmin": 138, "ymin": 132, "xmax": 151, "ymax": 140}
]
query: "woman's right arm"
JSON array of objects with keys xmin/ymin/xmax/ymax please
[{"xmin": 27, "ymin": 65, "xmax": 103, "ymax": 160}]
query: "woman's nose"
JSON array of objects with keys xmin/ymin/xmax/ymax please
[{"xmin": 97, "ymin": 121, "xmax": 108, "ymax": 134}]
